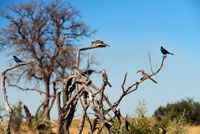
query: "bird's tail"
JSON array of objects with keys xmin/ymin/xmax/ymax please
[
  {"xmin": 169, "ymin": 52, "xmax": 174, "ymax": 55},
  {"xmin": 105, "ymin": 43, "xmax": 110, "ymax": 47},
  {"xmin": 106, "ymin": 81, "xmax": 112, "ymax": 87},
  {"xmin": 149, "ymin": 78, "xmax": 158, "ymax": 84}
]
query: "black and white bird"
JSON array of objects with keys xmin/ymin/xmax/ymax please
[
  {"xmin": 99, "ymin": 70, "xmax": 112, "ymax": 87},
  {"xmin": 161, "ymin": 46, "xmax": 174, "ymax": 55},
  {"xmin": 91, "ymin": 40, "xmax": 110, "ymax": 47},
  {"xmin": 13, "ymin": 56, "xmax": 23, "ymax": 64}
]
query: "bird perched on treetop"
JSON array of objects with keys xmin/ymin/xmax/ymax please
[
  {"xmin": 160, "ymin": 46, "xmax": 174, "ymax": 55},
  {"xmin": 91, "ymin": 40, "xmax": 110, "ymax": 47},
  {"xmin": 99, "ymin": 70, "xmax": 112, "ymax": 87},
  {"xmin": 137, "ymin": 70, "xmax": 157, "ymax": 84},
  {"xmin": 13, "ymin": 56, "xmax": 23, "ymax": 64}
]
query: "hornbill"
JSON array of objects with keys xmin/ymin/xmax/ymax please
[
  {"xmin": 99, "ymin": 70, "xmax": 112, "ymax": 87},
  {"xmin": 91, "ymin": 40, "xmax": 110, "ymax": 47},
  {"xmin": 137, "ymin": 70, "xmax": 157, "ymax": 84},
  {"xmin": 161, "ymin": 46, "xmax": 174, "ymax": 55}
]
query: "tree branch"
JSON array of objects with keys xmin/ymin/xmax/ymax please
[{"xmin": 1, "ymin": 62, "xmax": 32, "ymax": 134}]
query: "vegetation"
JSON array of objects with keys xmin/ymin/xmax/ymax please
[
  {"xmin": 102, "ymin": 100, "xmax": 188, "ymax": 134},
  {"xmin": 10, "ymin": 101, "xmax": 23, "ymax": 133},
  {"xmin": 153, "ymin": 98, "xmax": 200, "ymax": 125}
]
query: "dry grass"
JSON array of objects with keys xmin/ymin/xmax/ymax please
[
  {"xmin": 9, "ymin": 119, "xmax": 200, "ymax": 134},
  {"xmin": 186, "ymin": 125, "xmax": 200, "ymax": 134}
]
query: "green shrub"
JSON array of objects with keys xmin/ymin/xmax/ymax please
[
  {"xmin": 102, "ymin": 99, "xmax": 188, "ymax": 134},
  {"xmin": 154, "ymin": 98, "xmax": 200, "ymax": 125},
  {"xmin": 11, "ymin": 101, "xmax": 23, "ymax": 133}
]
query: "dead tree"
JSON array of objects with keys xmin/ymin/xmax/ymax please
[
  {"xmin": 1, "ymin": 63, "xmax": 32, "ymax": 134},
  {"xmin": 55, "ymin": 41, "xmax": 167, "ymax": 134}
]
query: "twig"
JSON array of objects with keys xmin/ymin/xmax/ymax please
[{"xmin": 148, "ymin": 52, "xmax": 154, "ymax": 74}]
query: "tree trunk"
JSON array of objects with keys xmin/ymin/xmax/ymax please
[
  {"xmin": 44, "ymin": 79, "xmax": 50, "ymax": 120},
  {"xmin": 23, "ymin": 105, "xmax": 32, "ymax": 129}
]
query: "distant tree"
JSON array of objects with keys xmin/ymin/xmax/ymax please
[
  {"xmin": 153, "ymin": 98, "xmax": 200, "ymax": 125},
  {"xmin": 0, "ymin": 0, "xmax": 95, "ymax": 120},
  {"xmin": 11, "ymin": 101, "xmax": 23, "ymax": 133}
]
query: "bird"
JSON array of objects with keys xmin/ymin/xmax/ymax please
[
  {"xmin": 83, "ymin": 69, "xmax": 96, "ymax": 76},
  {"xmin": 72, "ymin": 66, "xmax": 87, "ymax": 77},
  {"xmin": 13, "ymin": 56, "xmax": 23, "ymax": 64},
  {"xmin": 91, "ymin": 40, "xmax": 110, "ymax": 47},
  {"xmin": 99, "ymin": 70, "xmax": 112, "ymax": 87},
  {"xmin": 137, "ymin": 70, "xmax": 157, "ymax": 84},
  {"xmin": 160, "ymin": 46, "xmax": 174, "ymax": 55}
]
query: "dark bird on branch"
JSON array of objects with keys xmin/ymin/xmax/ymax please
[
  {"xmin": 13, "ymin": 56, "xmax": 23, "ymax": 64},
  {"xmin": 91, "ymin": 40, "xmax": 110, "ymax": 47},
  {"xmin": 137, "ymin": 70, "xmax": 157, "ymax": 84},
  {"xmin": 161, "ymin": 46, "xmax": 174, "ymax": 55},
  {"xmin": 83, "ymin": 69, "xmax": 96, "ymax": 76},
  {"xmin": 99, "ymin": 70, "xmax": 112, "ymax": 87}
]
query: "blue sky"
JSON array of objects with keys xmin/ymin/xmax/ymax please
[{"xmin": 0, "ymin": 0, "xmax": 200, "ymax": 119}]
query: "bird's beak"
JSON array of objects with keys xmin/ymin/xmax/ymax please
[
  {"xmin": 99, "ymin": 71, "xmax": 102, "ymax": 73},
  {"xmin": 137, "ymin": 70, "xmax": 142, "ymax": 73}
]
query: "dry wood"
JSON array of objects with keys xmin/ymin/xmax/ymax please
[{"xmin": 1, "ymin": 62, "xmax": 32, "ymax": 134}]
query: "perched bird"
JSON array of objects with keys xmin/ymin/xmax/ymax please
[
  {"xmin": 161, "ymin": 46, "xmax": 174, "ymax": 55},
  {"xmin": 99, "ymin": 70, "xmax": 112, "ymax": 87},
  {"xmin": 137, "ymin": 70, "xmax": 157, "ymax": 84},
  {"xmin": 83, "ymin": 69, "xmax": 96, "ymax": 76},
  {"xmin": 13, "ymin": 56, "xmax": 23, "ymax": 64},
  {"xmin": 72, "ymin": 66, "xmax": 87, "ymax": 77},
  {"xmin": 91, "ymin": 40, "xmax": 110, "ymax": 47}
]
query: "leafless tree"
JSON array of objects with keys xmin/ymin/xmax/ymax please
[
  {"xmin": 54, "ymin": 43, "xmax": 167, "ymax": 134},
  {"xmin": 0, "ymin": 0, "xmax": 95, "ymax": 120}
]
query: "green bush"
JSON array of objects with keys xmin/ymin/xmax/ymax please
[
  {"xmin": 11, "ymin": 101, "xmax": 23, "ymax": 133},
  {"xmin": 102, "ymin": 99, "xmax": 188, "ymax": 134},
  {"xmin": 153, "ymin": 98, "xmax": 200, "ymax": 125}
]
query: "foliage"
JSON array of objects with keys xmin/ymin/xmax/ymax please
[
  {"xmin": 166, "ymin": 111, "xmax": 188, "ymax": 134},
  {"xmin": 10, "ymin": 101, "xmax": 23, "ymax": 133},
  {"xmin": 102, "ymin": 100, "xmax": 188, "ymax": 134},
  {"xmin": 154, "ymin": 98, "xmax": 200, "ymax": 125}
]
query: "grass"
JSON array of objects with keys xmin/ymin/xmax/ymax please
[{"xmin": 7, "ymin": 118, "xmax": 200, "ymax": 134}]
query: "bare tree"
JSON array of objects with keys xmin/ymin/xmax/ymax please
[
  {"xmin": 0, "ymin": 0, "xmax": 95, "ymax": 120},
  {"xmin": 54, "ymin": 43, "xmax": 167, "ymax": 134},
  {"xmin": 1, "ymin": 63, "xmax": 32, "ymax": 134}
]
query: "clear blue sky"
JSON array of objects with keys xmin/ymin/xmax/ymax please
[{"xmin": 0, "ymin": 0, "xmax": 200, "ymax": 119}]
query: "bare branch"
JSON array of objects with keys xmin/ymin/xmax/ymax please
[
  {"xmin": 1, "ymin": 62, "xmax": 32, "ymax": 134},
  {"xmin": 148, "ymin": 52, "xmax": 154, "ymax": 74},
  {"xmin": 121, "ymin": 72, "xmax": 128, "ymax": 93},
  {"xmin": 7, "ymin": 83, "xmax": 45, "ymax": 101}
]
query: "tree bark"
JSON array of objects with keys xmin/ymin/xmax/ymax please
[{"xmin": 44, "ymin": 78, "xmax": 51, "ymax": 120}]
